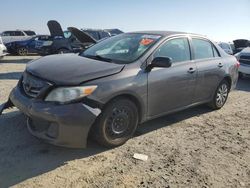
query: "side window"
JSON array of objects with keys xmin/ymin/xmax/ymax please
[
  {"xmin": 192, "ymin": 38, "xmax": 214, "ymax": 59},
  {"xmin": 2, "ymin": 31, "xmax": 11, "ymax": 36},
  {"xmin": 10, "ymin": 31, "xmax": 16, "ymax": 36},
  {"xmin": 14, "ymin": 31, "xmax": 25, "ymax": 36},
  {"xmin": 212, "ymin": 46, "xmax": 220, "ymax": 57},
  {"xmin": 154, "ymin": 38, "xmax": 191, "ymax": 63}
]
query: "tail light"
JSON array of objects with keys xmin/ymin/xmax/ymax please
[{"xmin": 236, "ymin": 61, "xmax": 240, "ymax": 68}]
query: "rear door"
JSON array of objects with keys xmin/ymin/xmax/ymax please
[
  {"xmin": 147, "ymin": 37, "xmax": 197, "ymax": 117},
  {"xmin": 190, "ymin": 37, "xmax": 225, "ymax": 103},
  {"xmin": 12, "ymin": 31, "xmax": 26, "ymax": 42}
]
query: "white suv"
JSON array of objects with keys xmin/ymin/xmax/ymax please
[
  {"xmin": 1, "ymin": 30, "xmax": 36, "ymax": 44},
  {"xmin": 0, "ymin": 37, "xmax": 8, "ymax": 58}
]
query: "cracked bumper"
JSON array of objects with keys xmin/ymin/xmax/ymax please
[{"xmin": 8, "ymin": 87, "xmax": 101, "ymax": 148}]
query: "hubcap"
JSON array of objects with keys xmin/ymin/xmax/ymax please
[
  {"xmin": 216, "ymin": 84, "xmax": 228, "ymax": 107},
  {"xmin": 19, "ymin": 48, "xmax": 27, "ymax": 55},
  {"xmin": 106, "ymin": 107, "xmax": 130, "ymax": 138}
]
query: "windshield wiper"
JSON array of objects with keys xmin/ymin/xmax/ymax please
[{"xmin": 84, "ymin": 55, "xmax": 113, "ymax": 62}]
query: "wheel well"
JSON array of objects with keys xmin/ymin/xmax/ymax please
[
  {"xmin": 106, "ymin": 94, "xmax": 143, "ymax": 123},
  {"xmin": 224, "ymin": 76, "xmax": 232, "ymax": 90},
  {"xmin": 57, "ymin": 47, "xmax": 69, "ymax": 51}
]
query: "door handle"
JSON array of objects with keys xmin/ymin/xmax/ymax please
[
  {"xmin": 218, "ymin": 63, "xmax": 223, "ymax": 68},
  {"xmin": 187, "ymin": 67, "xmax": 196, "ymax": 73}
]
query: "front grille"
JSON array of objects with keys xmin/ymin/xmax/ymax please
[
  {"xmin": 239, "ymin": 55, "xmax": 250, "ymax": 66},
  {"xmin": 22, "ymin": 72, "xmax": 50, "ymax": 98}
]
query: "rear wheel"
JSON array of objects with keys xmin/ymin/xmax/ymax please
[
  {"xmin": 208, "ymin": 80, "xmax": 230, "ymax": 110},
  {"xmin": 92, "ymin": 98, "xmax": 139, "ymax": 147},
  {"xmin": 17, "ymin": 47, "xmax": 28, "ymax": 56}
]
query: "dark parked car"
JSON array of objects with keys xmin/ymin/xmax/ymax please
[
  {"xmin": 80, "ymin": 28, "xmax": 123, "ymax": 39},
  {"xmin": 82, "ymin": 29, "xmax": 111, "ymax": 40},
  {"xmin": 5, "ymin": 35, "xmax": 50, "ymax": 56},
  {"xmin": 37, "ymin": 20, "xmax": 96, "ymax": 55},
  {"xmin": 0, "ymin": 31, "xmax": 239, "ymax": 148}
]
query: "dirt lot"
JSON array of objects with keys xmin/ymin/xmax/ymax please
[{"xmin": 0, "ymin": 56, "xmax": 249, "ymax": 188}]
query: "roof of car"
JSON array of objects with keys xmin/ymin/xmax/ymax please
[{"xmin": 129, "ymin": 30, "xmax": 204, "ymax": 37}]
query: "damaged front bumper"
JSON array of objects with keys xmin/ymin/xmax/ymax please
[{"xmin": 1, "ymin": 86, "xmax": 101, "ymax": 148}]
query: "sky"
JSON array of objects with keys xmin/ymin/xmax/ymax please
[{"xmin": 0, "ymin": 0, "xmax": 249, "ymax": 42}]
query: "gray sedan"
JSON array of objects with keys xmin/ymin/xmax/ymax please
[{"xmin": 0, "ymin": 31, "xmax": 239, "ymax": 148}]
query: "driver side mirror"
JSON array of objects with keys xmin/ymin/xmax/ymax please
[{"xmin": 146, "ymin": 56, "xmax": 172, "ymax": 72}]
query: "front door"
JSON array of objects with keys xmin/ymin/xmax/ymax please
[{"xmin": 147, "ymin": 37, "xmax": 197, "ymax": 118}]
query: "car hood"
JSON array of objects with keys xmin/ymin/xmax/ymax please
[
  {"xmin": 67, "ymin": 27, "xmax": 97, "ymax": 44},
  {"xmin": 233, "ymin": 39, "xmax": 249, "ymax": 49},
  {"xmin": 26, "ymin": 54, "xmax": 125, "ymax": 85},
  {"xmin": 47, "ymin": 20, "xmax": 65, "ymax": 37}
]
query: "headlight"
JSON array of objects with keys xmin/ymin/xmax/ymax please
[{"xmin": 45, "ymin": 85, "xmax": 97, "ymax": 103}]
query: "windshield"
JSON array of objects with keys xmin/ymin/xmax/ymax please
[
  {"xmin": 81, "ymin": 33, "xmax": 161, "ymax": 64},
  {"xmin": 219, "ymin": 43, "xmax": 231, "ymax": 50}
]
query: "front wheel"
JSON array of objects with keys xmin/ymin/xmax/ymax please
[
  {"xmin": 208, "ymin": 80, "xmax": 230, "ymax": 110},
  {"xmin": 92, "ymin": 98, "xmax": 139, "ymax": 147}
]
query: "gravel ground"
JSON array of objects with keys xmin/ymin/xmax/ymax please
[{"xmin": 0, "ymin": 56, "xmax": 249, "ymax": 188}]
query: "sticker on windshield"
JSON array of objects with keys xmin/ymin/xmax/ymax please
[{"xmin": 140, "ymin": 38, "xmax": 154, "ymax": 46}]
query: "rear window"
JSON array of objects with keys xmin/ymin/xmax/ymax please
[
  {"xmin": 192, "ymin": 38, "xmax": 214, "ymax": 59},
  {"xmin": 24, "ymin": 31, "xmax": 36, "ymax": 36}
]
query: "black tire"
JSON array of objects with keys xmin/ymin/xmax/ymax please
[
  {"xmin": 17, "ymin": 47, "xmax": 28, "ymax": 56},
  {"xmin": 239, "ymin": 72, "xmax": 244, "ymax": 79},
  {"xmin": 92, "ymin": 98, "xmax": 139, "ymax": 147},
  {"xmin": 57, "ymin": 48, "xmax": 70, "ymax": 54},
  {"xmin": 208, "ymin": 80, "xmax": 230, "ymax": 110}
]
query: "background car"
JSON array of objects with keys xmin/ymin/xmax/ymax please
[
  {"xmin": 235, "ymin": 47, "xmax": 250, "ymax": 78},
  {"xmin": 0, "ymin": 36, "xmax": 8, "ymax": 58},
  {"xmin": 5, "ymin": 35, "xmax": 50, "ymax": 56},
  {"xmin": 233, "ymin": 39, "xmax": 250, "ymax": 54},
  {"xmin": 81, "ymin": 28, "xmax": 123, "ymax": 40},
  {"xmin": 82, "ymin": 29, "xmax": 111, "ymax": 40},
  {"xmin": 218, "ymin": 42, "xmax": 233, "ymax": 55},
  {"xmin": 37, "ymin": 20, "xmax": 97, "ymax": 55},
  {"xmin": 1, "ymin": 30, "xmax": 36, "ymax": 44}
]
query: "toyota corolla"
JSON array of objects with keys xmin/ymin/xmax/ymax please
[{"xmin": 0, "ymin": 31, "xmax": 239, "ymax": 148}]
